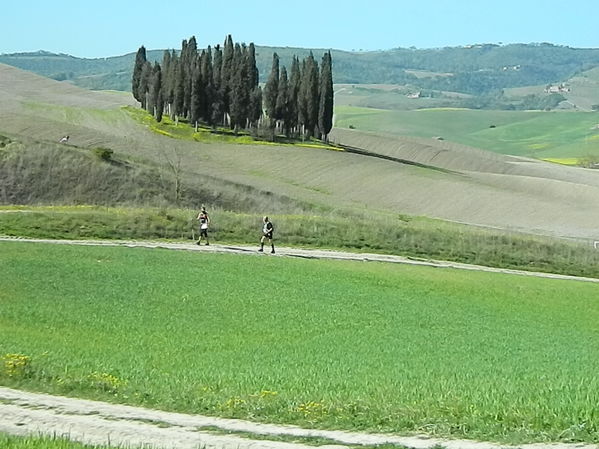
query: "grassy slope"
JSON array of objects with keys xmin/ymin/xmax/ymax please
[
  {"xmin": 2, "ymin": 242, "xmax": 599, "ymax": 443},
  {"xmin": 334, "ymin": 106, "xmax": 599, "ymax": 159},
  {"xmin": 3, "ymin": 63, "xmax": 599, "ymax": 241}
]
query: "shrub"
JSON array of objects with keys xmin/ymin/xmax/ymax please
[{"xmin": 93, "ymin": 147, "xmax": 114, "ymax": 161}]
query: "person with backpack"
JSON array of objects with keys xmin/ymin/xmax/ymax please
[
  {"xmin": 196, "ymin": 206, "xmax": 210, "ymax": 245},
  {"xmin": 259, "ymin": 216, "xmax": 275, "ymax": 254}
]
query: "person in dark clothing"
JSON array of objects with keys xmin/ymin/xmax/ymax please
[{"xmin": 259, "ymin": 216, "xmax": 275, "ymax": 254}]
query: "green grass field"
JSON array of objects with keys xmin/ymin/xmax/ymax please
[
  {"xmin": 2, "ymin": 241, "xmax": 599, "ymax": 444},
  {"xmin": 0, "ymin": 434, "xmax": 112, "ymax": 449},
  {"xmin": 334, "ymin": 106, "xmax": 599, "ymax": 159}
]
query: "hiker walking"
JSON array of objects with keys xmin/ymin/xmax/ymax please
[
  {"xmin": 259, "ymin": 216, "xmax": 275, "ymax": 254},
  {"xmin": 196, "ymin": 206, "xmax": 210, "ymax": 245}
]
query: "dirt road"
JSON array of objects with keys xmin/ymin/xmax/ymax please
[
  {"xmin": 1, "ymin": 236, "xmax": 598, "ymax": 284},
  {"xmin": 3, "ymin": 387, "xmax": 598, "ymax": 449}
]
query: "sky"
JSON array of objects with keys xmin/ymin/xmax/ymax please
[{"xmin": 2, "ymin": 0, "xmax": 599, "ymax": 58}]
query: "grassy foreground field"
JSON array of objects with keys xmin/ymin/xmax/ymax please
[{"xmin": 2, "ymin": 241, "xmax": 599, "ymax": 444}]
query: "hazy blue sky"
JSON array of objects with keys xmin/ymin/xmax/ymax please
[{"xmin": 2, "ymin": 0, "xmax": 598, "ymax": 58}]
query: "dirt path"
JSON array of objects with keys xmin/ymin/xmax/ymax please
[
  {"xmin": 2, "ymin": 387, "xmax": 598, "ymax": 449},
  {"xmin": 1, "ymin": 236, "xmax": 598, "ymax": 284}
]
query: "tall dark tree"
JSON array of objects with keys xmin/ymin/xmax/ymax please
[
  {"xmin": 229, "ymin": 43, "xmax": 250, "ymax": 131},
  {"xmin": 164, "ymin": 50, "xmax": 178, "ymax": 118},
  {"xmin": 132, "ymin": 46, "xmax": 147, "ymax": 103},
  {"xmin": 288, "ymin": 56, "xmax": 301, "ymax": 136},
  {"xmin": 220, "ymin": 35, "xmax": 235, "ymax": 125},
  {"xmin": 200, "ymin": 47, "xmax": 214, "ymax": 123},
  {"xmin": 173, "ymin": 57, "xmax": 185, "ymax": 121},
  {"xmin": 190, "ymin": 58, "xmax": 202, "ymax": 128},
  {"xmin": 138, "ymin": 61, "xmax": 153, "ymax": 111},
  {"xmin": 264, "ymin": 53, "xmax": 280, "ymax": 126},
  {"xmin": 211, "ymin": 45, "xmax": 224, "ymax": 127},
  {"xmin": 318, "ymin": 51, "xmax": 334, "ymax": 141},
  {"xmin": 248, "ymin": 86, "xmax": 263, "ymax": 129},
  {"xmin": 247, "ymin": 43, "xmax": 259, "ymax": 89},
  {"xmin": 299, "ymin": 53, "xmax": 320, "ymax": 138},
  {"xmin": 182, "ymin": 37, "xmax": 198, "ymax": 120},
  {"xmin": 276, "ymin": 67, "xmax": 290, "ymax": 135},
  {"xmin": 150, "ymin": 63, "xmax": 164, "ymax": 122}
]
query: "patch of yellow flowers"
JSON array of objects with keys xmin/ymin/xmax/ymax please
[
  {"xmin": 87, "ymin": 371, "xmax": 126, "ymax": 393},
  {"xmin": 297, "ymin": 400, "xmax": 328, "ymax": 417},
  {"xmin": 1, "ymin": 353, "xmax": 31, "ymax": 378}
]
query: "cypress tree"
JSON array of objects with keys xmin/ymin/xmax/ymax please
[
  {"xmin": 150, "ymin": 63, "xmax": 164, "ymax": 122},
  {"xmin": 247, "ymin": 43, "xmax": 259, "ymax": 89},
  {"xmin": 165, "ymin": 50, "xmax": 178, "ymax": 119},
  {"xmin": 173, "ymin": 57, "xmax": 185, "ymax": 121},
  {"xmin": 229, "ymin": 43, "xmax": 250, "ymax": 132},
  {"xmin": 288, "ymin": 56, "xmax": 301, "ymax": 136},
  {"xmin": 249, "ymin": 86, "xmax": 263, "ymax": 129},
  {"xmin": 221, "ymin": 35, "xmax": 235, "ymax": 125},
  {"xmin": 139, "ymin": 61, "xmax": 153, "ymax": 111},
  {"xmin": 264, "ymin": 53, "xmax": 280, "ymax": 126},
  {"xmin": 318, "ymin": 51, "xmax": 334, "ymax": 141},
  {"xmin": 200, "ymin": 47, "xmax": 214, "ymax": 124},
  {"xmin": 190, "ymin": 58, "xmax": 202, "ymax": 128},
  {"xmin": 211, "ymin": 45, "xmax": 224, "ymax": 127},
  {"xmin": 132, "ymin": 46, "xmax": 147, "ymax": 103},
  {"xmin": 297, "ymin": 59, "xmax": 308, "ymax": 137},
  {"xmin": 179, "ymin": 39, "xmax": 189, "ymax": 118},
  {"xmin": 276, "ymin": 67, "xmax": 290, "ymax": 135},
  {"xmin": 300, "ymin": 53, "xmax": 319, "ymax": 138},
  {"xmin": 182, "ymin": 37, "xmax": 198, "ymax": 120}
]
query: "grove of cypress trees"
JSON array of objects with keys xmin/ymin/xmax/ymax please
[{"xmin": 131, "ymin": 34, "xmax": 333, "ymax": 142}]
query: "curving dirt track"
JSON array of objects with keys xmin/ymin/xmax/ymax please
[
  {"xmin": 2, "ymin": 386, "xmax": 599, "ymax": 449},
  {"xmin": 1, "ymin": 236, "xmax": 598, "ymax": 283}
]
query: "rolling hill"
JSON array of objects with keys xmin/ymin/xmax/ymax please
[
  {"xmin": 2, "ymin": 63, "xmax": 599, "ymax": 242},
  {"xmin": 3, "ymin": 43, "xmax": 599, "ymax": 96}
]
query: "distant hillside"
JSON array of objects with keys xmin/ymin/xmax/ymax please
[{"xmin": 3, "ymin": 43, "xmax": 599, "ymax": 95}]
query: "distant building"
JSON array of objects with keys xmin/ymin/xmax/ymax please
[{"xmin": 544, "ymin": 83, "xmax": 571, "ymax": 93}]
